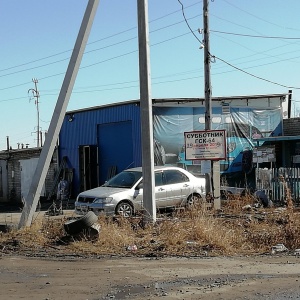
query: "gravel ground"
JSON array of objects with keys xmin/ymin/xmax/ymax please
[{"xmin": 1, "ymin": 253, "xmax": 300, "ymax": 300}]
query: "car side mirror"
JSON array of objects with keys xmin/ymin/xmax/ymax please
[{"xmin": 135, "ymin": 183, "xmax": 143, "ymax": 190}]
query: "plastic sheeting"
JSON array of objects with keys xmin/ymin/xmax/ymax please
[{"xmin": 153, "ymin": 106, "xmax": 282, "ymax": 174}]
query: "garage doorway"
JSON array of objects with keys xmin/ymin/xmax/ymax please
[
  {"xmin": 97, "ymin": 121, "xmax": 134, "ymax": 185},
  {"xmin": 79, "ymin": 145, "xmax": 98, "ymax": 192}
]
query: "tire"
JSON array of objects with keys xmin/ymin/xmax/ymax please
[
  {"xmin": 186, "ymin": 194, "xmax": 202, "ymax": 207},
  {"xmin": 64, "ymin": 211, "xmax": 98, "ymax": 235},
  {"xmin": 154, "ymin": 139, "xmax": 166, "ymax": 165},
  {"xmin": 115, "ymin": 201, "xmax": 134, "ymax": 217}
]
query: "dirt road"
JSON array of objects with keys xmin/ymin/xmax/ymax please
[{"xmin": 1, "ymin": 254, "xmax": 300, "ymax": 300}]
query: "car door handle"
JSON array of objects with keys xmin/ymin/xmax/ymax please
[
  {"xmin": 183, "ymin": 184, "xmax": 189, "ymax": 187},
  {"xmin": 158, "ymin": 188, "xmax": 165, "ymax": 191}
]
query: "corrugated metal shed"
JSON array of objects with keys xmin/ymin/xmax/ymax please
[
  {"xmin": 0, "ymin": 147, "xmax": 58, "ymax": 204},
  {"xmin": 59, "ymin": 101, "xmax": 141, "ymax": 196},
  {"xmin": 59, "ymin": 94, "xmax": 288, "ymax": 198}
]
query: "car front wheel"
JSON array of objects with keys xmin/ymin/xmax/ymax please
[
  {"xmin": 186, "ymin": 194, "xmax": 202, "ymax": 207},
  {"xmin": 115, "ymin": 202, "xmax": 133, "ymax": 217}
]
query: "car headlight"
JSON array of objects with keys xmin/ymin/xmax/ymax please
[
  {"xmin": 227, "ymin": 142, "xmax": 236, "ymax": 153},
  {"xmin": 93, "ymin": 197, "xmax": 113, "ymax": 204}
]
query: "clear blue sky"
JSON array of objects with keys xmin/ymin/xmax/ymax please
[{"xmin": 1, "ymin": 0, "xmax": 300, "ymax": 150}]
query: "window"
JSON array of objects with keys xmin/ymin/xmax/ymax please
[
  {"xmin": 164, "ymin": 170, "xmax": 189, "ymax": 185},
  {"xmin": 155, "ymin": 172, "xmax": 164, "ymax": 186},
  {"xmin": 103, "ymin": 171, "xmax": 142, "ymax": 188}
]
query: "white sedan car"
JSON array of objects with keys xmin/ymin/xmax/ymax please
[{"xmin": 75, "ymin": 166, "xmax": 206, "ymax": 217}]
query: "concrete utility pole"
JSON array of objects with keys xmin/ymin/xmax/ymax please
[
  {"xmin": 203, "ymin": 0, "xmax": 221, "ymax": 209},
  {"xmin": 19, "ymin": 0, "xmax": 99, "ymax": 228},
  {"xmin": 28, "ymin": 78, "xmax": 40, "ymax": 147},
  {"xmin": 137, "ymin": 0, "xmax": 156, "ymax": 223},
  {"xmin": 203, "ymin": 0, "xmax": 212, "ymax": 196}
]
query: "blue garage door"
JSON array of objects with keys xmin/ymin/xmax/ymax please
[{"xmin": 97, "ymin": 121, "xmax": 133, "ymax": 185}]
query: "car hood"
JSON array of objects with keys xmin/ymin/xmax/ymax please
[{"xmin": 78, "ymin": 186, "xmax": 130, "ymax": 198}]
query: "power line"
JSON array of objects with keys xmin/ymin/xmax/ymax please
[
  {"xmin": 2, "ymin": 48, "xmax": 300, "ymax": 103},
  {"xmin": 211, "ymin": 30, "xmax": 300, "ymax": 40},
  {"xmin": 213, "ymin": 55, "xmax": 300, "ymax": 90},
  {"xmin": 0, "ymin": 15, "xmax": 201, "ymax": 81},
  {"xmin": 1, "ymin": 1, "xmax": 300, "ymax": 101},
  {"xmin": 0, "ymin": 28, "xmax": 197, "ymax": 94},
  {"xmin": 1, "ymin": 3, "xmax": 299, "ymax": 92},
  {"xmin": 222, "ymin": 0, "xmax": 300, "ymax": 32},
  {"xmin": 178, "ymin": 0, "xmax": 300, "ymax": 90},
  {"xmin": 0, "ymin": 1, "xmax": 201, "ymax": 74},
  {"xmin": 0, "ymin": 50, "xmax": 71, "ymax": 73},
  {"xmin": 177, "ymin": 0, "xmax": 202, "ymax": 44},
  {"xmin": 1, "ymin": 27, "xmax": 297, "ymax": 86},
  {"xmin": 1, "ymin": 1, "xmax": 298, "ymax": 82}
]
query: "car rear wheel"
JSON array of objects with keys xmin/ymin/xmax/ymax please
[{"xmin": 115, "ymin": 202, "xmax": 133, "ymax": 217}]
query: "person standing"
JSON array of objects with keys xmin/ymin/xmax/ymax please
[{"xmin": 56, "ymin": 177, "xmax": 69, "ymax": 212}]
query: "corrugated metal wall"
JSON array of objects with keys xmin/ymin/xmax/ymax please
[{"xmin": 58, "ymin": 102, "xmax": 142, "ymax": 197}]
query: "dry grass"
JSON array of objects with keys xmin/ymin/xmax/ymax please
[{"xmin": 1, "ymin": 191, "xmax": 300, "ymax": 257}]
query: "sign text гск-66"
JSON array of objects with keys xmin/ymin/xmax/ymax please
[{"xmin": 184, "ymin": 130, "xmax": 227, "ymax": 160}]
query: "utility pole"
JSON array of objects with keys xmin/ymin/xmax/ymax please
[
  {"xmin": 203, "ymin": 0, "xmax": 221, "ymax": 209},
  {"xmin": 203, "ymin": 0, "xmax": 212, "ymax": 196},
  {"xmin": 137, "ymin": 0, "xmax": 156, "ymax": 224},
  {"xmin": 28, "ymin": 78, "xmax": 40, "ymax": 147},
  {"xmin": 6, "ymin": 136, "xmax": 10, "ymax": 151},
  {"xmin": 19, "ymin": 0, "xmax": 99, "ymax": 228}
]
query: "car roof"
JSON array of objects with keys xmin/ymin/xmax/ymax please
[{"xmin": 124, "ymin": 166, "xmax": 186, "ymax": 172}]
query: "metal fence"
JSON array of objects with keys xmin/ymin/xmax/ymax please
[{"xmin": 256, "ymin": 168, "xmax": 300, "ymax": 204}]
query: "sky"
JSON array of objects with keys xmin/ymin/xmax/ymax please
[{"xmin": 1, "ymin": 0, "xmax": 300, "ymax": 150}]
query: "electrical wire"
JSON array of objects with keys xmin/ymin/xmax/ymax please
[
  {"xmin": 2, "ymin": 26, "xmax": 298, "ymax": 81},
  {"xmin": 212, "ymin": 55, "xmax": 300, "ymax": 89},
  {"xmin": 0, "ymin": 1, "xmax": 201, "ymax": 74},
  {"xmin": 2, "ymin": 1, "xmax": 300, "ymax": 101},
  {"xmin": 177, "ymin": 0, "xmax": 203, "ymax": 44},
  {"xmin": 211, "ymin": 30, "xmax": 300, "ymax": 40},
  {"xmin": 0, "ymin": 28, "xmax": 196, "ymax": 94},
  {"xmin": 222, "ymin": 0, "xmax": 300, "ymax": 32},
  {"xmin": 178, "ymin": 0, "xmax": 300, "ymax": 90},
  {"xmin": 1, "ymin": 1, "xmax": 299, "ymax": 89},
  {"xmin": 0, "ymin": 15, "xmax": 200, "ymax": 81}
]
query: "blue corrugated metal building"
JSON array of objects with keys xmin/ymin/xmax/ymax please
[
  {"xmin": 59, "ymin": 94, "xmax": 288, "ymax": 198},
  {"xmin": 59, "ymin": 100, "xmax": 142, "ymax": 197}
]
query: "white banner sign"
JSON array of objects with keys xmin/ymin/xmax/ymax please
[{"xmin": 184, "ymin": 130, "xmax": 227, "ymax": 160}]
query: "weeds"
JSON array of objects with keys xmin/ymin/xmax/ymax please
[{"xmin": 1, "ymin": 192, "xmax": 300, "ymax": 257}]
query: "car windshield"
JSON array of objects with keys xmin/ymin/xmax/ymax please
[{"xmin": 102, "ymin": 170, "xmax": 143, "ymax": 188}]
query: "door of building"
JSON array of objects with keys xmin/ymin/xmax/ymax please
[
  {"xmin": 79, "ymin": 145, "xmax": 98, "ymax": 192},
  {"xmin": 97, "ymin": 121, "xmax": 134, "ymax": 185}
]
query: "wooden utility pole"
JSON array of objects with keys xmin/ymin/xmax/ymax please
[
  {"xmin": 137, "ymin": 0, "xmax": 156, "ymax": 223},
  {"xmin": 19, "ymin": 0, "xmax": 99, "ymax": 228},
  {"xmin": 203, "ymin": 0, "xmax": 212, "ymax": 196}
]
